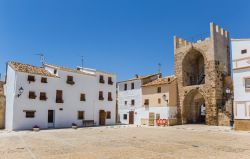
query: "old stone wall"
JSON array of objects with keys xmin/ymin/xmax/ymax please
[
  {"xmin": 174, "ymin": 23, "xmax": 231, "ymax": 126},
  {"xmin": 0, "ymin": 81, "xmax": 5, "ymax": 129}
]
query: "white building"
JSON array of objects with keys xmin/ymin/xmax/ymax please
[
  {"xmin": 117, "ymin": 74, "xmax": 161, "ymax": 125},
  {"xmin": 232, "ymin": 39, "xmax": 250, "ymax": 130},
  {"xmin": 4, "ymin": 61, "xmax": 116, "ymax": 130}
]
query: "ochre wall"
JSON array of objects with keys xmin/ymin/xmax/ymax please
[{"xmin": 142, "ymin": 80, "xmax": 177, "ymax": 107}]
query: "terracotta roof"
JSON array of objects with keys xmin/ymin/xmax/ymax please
[
  {"xmin": 118, "ymin": 73, "xmax": 161, "ymax": 83},
  {"xmin": 44, "ymin": 64, "xmax": 96, "ymax": 76},
  {"xmin": 142, "ymin": 76, "xmax": 176, "ymax": 87},
  {"xmin": 9, "ymin": 61, "xmax": 57, "ymax": 77}
]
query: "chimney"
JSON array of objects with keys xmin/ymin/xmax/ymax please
[{"xmin": 135, "ymin": 74, "xmax": 139, "ymax": 78}]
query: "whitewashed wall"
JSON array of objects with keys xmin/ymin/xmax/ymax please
[
  {"xmin": 117, "ymin": 80, "xmax": 142, "ymax": 124},
  {"xmin": 232, "ymin": 39, "xmax": 250, "ymax": 120},
  {"xmin": 5, "ymin": 64, "xmax": 116, "ymax": 130}
]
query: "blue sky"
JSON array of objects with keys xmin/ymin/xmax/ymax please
[{"xmin": 1, "ymin": 0, "xmax": 250, "ymax": 81}]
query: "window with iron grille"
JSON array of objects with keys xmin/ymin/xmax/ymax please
[
  {"xmin": 157, "ymin": 87, "xmax": 161, "ymax": 93},
  {"xmin": 67, "ymin": 76, "xmax": 75, "ymax": 85},
  {"xmin": 28, "ymin": 75, "xmax": 35, "ymax": 83},
  {"xmin": 99, "ymin": 91, "xmax": 104, "ymax": 100},
  {"xmin": 41, "ymin": 77, "xmax": 47, "ymax": 83},
  {"xmin": 124, "ymin": 83, "xmax": 127, "ymax": 90},
  {"xmin": 108, "ymin": 77, "xmax": 113, "ymax": 85},
  {"xmin": 56, "ymin": 90, "xmax": 64, "ymax": 103},
  {"xmin": 40, "ymin": 92, "xmax": 47, "ymax": 101},
  {"xmin": 99, "ymin": 75, "xmax": 105, "ymax": 84},
  {"xmin": 106, "ymin": 111, "xmax": 111, "ymax": 119},
  {"xmin": 78, "ymin": 111, "xmax": 85, "ymax": 120},
  {"xmin": 245, "ymin": 78, "xmax": 250, "ymax": 89},
  {"xmin": 131, "ymin": 99, "xmax": 135, "ymax": 106},
  {"xmin": 123, "ymin": 114, "xmax": 127, "ymax": 120},
  {"xmin": 131, "ymin": 83, "xmax": 135, "ymax": 89},
  {"xmin": 29, "ymin": 91, "xmax": 37, "ymax": 99},
  {"xmin": 80, "ymin": 93, "xmax": 86, "ymax": 101},
  {"xmin": 24, "ymin": 111, "xmax": 35, "ymax": 118},
  {"xmin": 108, "ymin": 92, "xmax": 112, "ymax": 101},
  {"xmin": 241, "ymin": 49, "xmax": 247, "ymax": 54}
]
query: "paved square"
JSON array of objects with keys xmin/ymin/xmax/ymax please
[{"xmin": 0, "ymin": 125, "xmax": 250, "ymax": 159}]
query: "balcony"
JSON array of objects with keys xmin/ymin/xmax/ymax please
[
  {"xmin": 99, "ymin": 79, "xmax": 105, "ymax": 84},
  {"xmin": 99, "ymin": 96, "xmax": 104, "ymax": 101},
  {"xmin": 66, "ymin": 80, "xmax": 75, "ymax": 85},
  {"xmin": 56, "ymin": 98, "xmax": 64, "ymax": 103}
]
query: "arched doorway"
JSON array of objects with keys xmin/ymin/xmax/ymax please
[
  {"xmin": 182, "ymin": 49, "xmax": 205, "ymax": 86},
  {"xmin": 183, "ymin": 90, "xmax": 206, "ymax": 124}
]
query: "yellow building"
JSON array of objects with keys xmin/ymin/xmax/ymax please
[{"xmin": 140, "ymin": 76, "xmax": 177, "ymax": 126}]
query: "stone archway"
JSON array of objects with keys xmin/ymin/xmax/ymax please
[
  {"xmin": 183, "ymin": 90, "xmax": 206, "ymax": 124},
  {"xmin": 182, "ymin": 49, "xmax": 205, "ymax": 86}
]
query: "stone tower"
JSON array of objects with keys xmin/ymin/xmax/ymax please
[{"xmin": 174, "ymin": 22, "xmax": 231, "ymax": 125}]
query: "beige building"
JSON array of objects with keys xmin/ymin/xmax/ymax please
[{"xmin": 140, "ymin": 76, "xmax": 178, "ymax": 126}]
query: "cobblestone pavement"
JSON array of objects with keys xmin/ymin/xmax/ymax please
[{"xmin": 0, "ymin": 125, "xmax": 250, "ymax": 159}]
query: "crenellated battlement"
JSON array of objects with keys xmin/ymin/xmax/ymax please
[
  {"xmin": 174, "ymin": 22, "xmax": 229, "ymax": 50},
  {"xmin": 210, "ymin": 22, "xmax": 229, "ymax": 39},
  {"xmin": 174, "ymin": 36, "xmax": 191, "ymax": 49}
]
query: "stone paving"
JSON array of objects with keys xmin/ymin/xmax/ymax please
[{"xmin": 0, "ymin": 125, "xmax": 250, "ymax": 159}]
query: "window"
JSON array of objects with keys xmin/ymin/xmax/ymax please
[
  {"xmin": 80, "ymin": 93, "xmax": 86, "ymax": 101},
  {"xmin": 125, "ymin": 101, "xmax": 127, "ymax": 105},
  {"xmin": 67, "ymin": 76, "xmax": 75, "ymax": 85},
  {"xmin": 40, "ymin": 92, "xmax": 47, "ymax": 101},
  {"xmin": 56, "ymin": 90, "xmax": 63, "ymax": 103},
  {"xmin": 158, "ymin": 98, "xmax": 161, "ymax": 104},
  {"xmin": 99, "ymin": 75, "xmax": 105, "ymax": 84},
  {"xmin": 131, "ymin": 83, "xmax": 135, "ymax": 89},
  {"xmin": 123, "ymin": 114, "xmax": 127, "ymax": 120},
  {"xmin": 144, "ymin": 99, "xmax": 149, "ymax": 105},
  {"xmin": 78, "ymin": 111, "xmax": 85, "ymax": 120},
  {"xmin": 245, "ymin": 78, "xmax": 250, "ymax": 89},
  {"xmin": 108, "ymin": 77, "xmax": 113, "ymax": 85},
  {"xmin": 24, "ymin": 111, "xmax": 35, "ymax": 118},
  {"xmin": 28, "ymin": 75, "xmax": 35, "ymax": 83},
  {"xmin": 157, "ymin": 87, "xmax": 161, "ymax": 93},
  {"xmin": 41, "ymin": 77, "xmax": 47, "ymax": 83},
  {"xmin": 108, "ymin": 92, "xmax": 112, "ymax": 101},
  {"xmin": 131, "ymin": 99, "xmax": 135, "ymax": 106},
  {"xmin": 29, "ymin": 91, "xmax": 37, "ymax": 99},
  {"xmin": 241, "ymin": 49, "xmax": 247, "ymax": 54},
  {"xmin": 54, "ymin": 69, "xmax": 57, "ymax": 74},
  {"xmin": 124, "ymin": 84, "xmax": 127, "ymax": 91},
  {"xmin": 99, "ymin": 91, "xmax": 104, "ymax": 100},
  {"xmin": 106, "ymin": 111, "xmax": 111, "ymax": 119}
]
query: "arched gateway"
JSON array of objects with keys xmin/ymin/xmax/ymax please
[
  {"xmin": 174, "ymin": 23, "xmax": 231, "ymax": 125},
  {"xmin": 183, "ymin": 90, "xmax": 206, "ymax": 124}
]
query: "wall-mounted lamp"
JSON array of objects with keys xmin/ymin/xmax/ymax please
[{"xmin": 17, "ymin": 87, "xmax": 24, "ymax": 98}]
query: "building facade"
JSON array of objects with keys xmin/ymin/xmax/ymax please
[
  {"xmin": 232, "ymin": 39, "xmax": 250, "ymax": 130},
  {"xmin": 117, "ymin": 74, "xmax": 160, "ymax": 125},
  {"xmin": 174, "ymin": 22, "xmax": 232, "ymax": 125},
  {"xmin": 140, "ymin": 76, "xmax": 178, "ymax": 126},
  {"xmin": 5, "ymin": 61, "xmax": 116, "ymax": 130}
]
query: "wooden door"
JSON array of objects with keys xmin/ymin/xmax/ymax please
[
  {"xmin": 149, "ymin": 112, "xmax": 155, "ymax": 126},
  {"xmin": 129, "ymin": 111, "xmax": 134, "ymax": 124},
  {"xmin": 99, "ymin": 110, "xmax": 106, "ymax": 126},
  {"xmin": 48, "ymin": 110, "xmax": 55, "ymax": 128}
]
